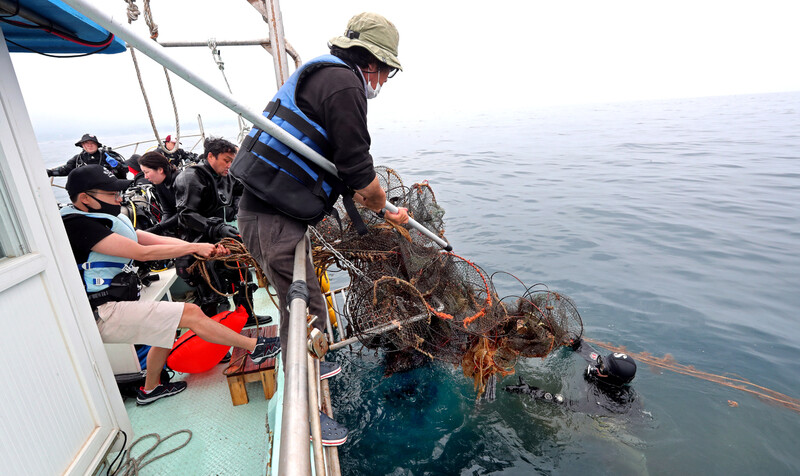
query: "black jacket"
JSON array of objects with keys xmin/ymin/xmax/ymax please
[
  {"xmin": 49, "ymin": 148, "xmax": 128, "ymax": 179},
  {"xmin": 174, "ymin": 161, "xmax": 243, "ymax": 241},
  {"xmin": 147, "ymin": 171, "xmax": 182, "ymax": 235}
]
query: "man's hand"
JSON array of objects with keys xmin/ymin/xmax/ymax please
[
  {"xmin": 214, "ymin": 243, "xmax": 231, "ymax": 257},
  {"xmin": 193, "ymin": 243, "xmax": 218, "ymax": 258},
  {"xmin": 384, "ymin": 207, "xmax": 409, "ymax": 225}
]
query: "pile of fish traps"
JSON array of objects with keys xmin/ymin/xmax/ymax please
[{"xmin": 312, "ymin": 167, "xmax": 583, "ymax": 396}]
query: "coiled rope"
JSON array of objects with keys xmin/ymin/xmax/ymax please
[{"xmin": 113, "ymin": 430, "xmax": 192, "ymax": 476}]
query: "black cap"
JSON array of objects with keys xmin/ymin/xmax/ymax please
[
  {"xmin": 603, "ymin": 353, "xmax": 637, "ymax": 385},
  {"xmin": 75, "ymin": 133, "xmax": 102, "ymax": 147},
  {"xmin": 66, "ymin": 165, "xmax": 131, "ymax": 199},
  {"xmin": 126, "ymin": 153, "xmax": 142, "ymax": 172}
]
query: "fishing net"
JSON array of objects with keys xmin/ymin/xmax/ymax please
[{"xmin": 312, "ymin": 167, "xmax": 583, "ymax": 396}]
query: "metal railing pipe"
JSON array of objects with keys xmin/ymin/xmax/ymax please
[
  {"xmin": 60, "ymin": 0, "xmax": 451, "ymax": 251},
  {"xmin": 278, "ymin": 236, "xmax": 311, "ymax": 475}
]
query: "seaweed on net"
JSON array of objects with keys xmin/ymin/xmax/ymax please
[{"xmin": 311, "ymin": 166, "xmax": 583, "ymax": 397}]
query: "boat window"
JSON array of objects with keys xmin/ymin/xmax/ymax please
[{"xmin": 0, "ymin": 170, "xmax": 27, "ymax": 260}]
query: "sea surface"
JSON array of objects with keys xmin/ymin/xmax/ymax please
[{"xmin": 39, "ymin": 91, "xmax": 800, "ymax": 475}]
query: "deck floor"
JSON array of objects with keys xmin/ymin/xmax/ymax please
[{"xmin": 121, "ymin": 284, "xmax": 280, "ymax": 475}]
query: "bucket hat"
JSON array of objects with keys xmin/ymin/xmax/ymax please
[
  {"xmin": 329, "ymin": 12, "xmax": 402, "ymax": 71},
  {"xmin": 75, "ymin": 133, "xmax": 102, "ymax": 147}
]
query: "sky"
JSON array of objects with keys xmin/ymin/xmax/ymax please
[{"xmin": 8, "ymin": 0, "xmax": 800, "ymax": 141}]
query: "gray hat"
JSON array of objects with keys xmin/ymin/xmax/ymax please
[
  {"xmin": 75, "ymin": 133, "xmax": 102, "ymax": 147},
  {"xmin": 329, "ymin": 12, "xmax": 402, "ymax": 71}
]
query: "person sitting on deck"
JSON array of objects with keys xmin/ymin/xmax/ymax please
[
  {"xmin": 60, "ymin": 165, "xmax": 280, "ymax": 405},
  {"xmin": 138, "ymin": 151, "xmax": 182, "ymax": 237},
  {"xmin": 156, "ymin": 134, "xmax": 198, "ymax": 168},
  {"xmin": 126, "ymin": 153, "xmax": 151, "ymax": 187},
  {"xmin": 47, "ymin": 133, "xmax": 128, "ymax": 179}
]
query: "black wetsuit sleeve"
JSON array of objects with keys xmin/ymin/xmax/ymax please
[
  {"xmin": 49, "ymin": 154, "xmax": 80, "ymax": 177},
  {"xmin": 62, "ymin": 215, "xmax": 114, "ymax": 263},
  {"xmin": 174, "ymin": 169, "xmax": 211, "ymax": 237},
  {"xmin": 572, "ymin": 338, "xmax": 601, "ymax": 364}
]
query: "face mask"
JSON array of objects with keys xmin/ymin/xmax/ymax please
[
  {"xmin": 359, "ymin": 67, "xmax": 382, "ymax": 99},
  {"xmin": 365, "ymin": 79, "xmax": 381, "ymax": 99},
  {"xmin": 88, "ymin": 196, "xmax": 121, "ymax": 216}
]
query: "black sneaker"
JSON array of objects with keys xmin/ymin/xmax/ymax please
[
  {"xmin": 244, "ymin": 314, "xmax": 273, "ymax": 327},
  {"xmin": 319, "ymin": 361, "xmax": 341, "ymax": 380},
  {"xmin": 249, "ymin": 335, "xmax": 281, "ymax": 364},
  {"xmin": 136, "ymin": 381, "xmax": 188, "ymax": 405},
  {"xmin": 220, "ymin": 350, "xmax": 232, "ymax": 364},
  {"xmin": 311, "ymin": 411, "xmax": 348, "ymax": 447}
]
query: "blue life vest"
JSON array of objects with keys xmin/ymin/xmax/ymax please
[
  {"xmin": 231, "ymin": 55, "xmax": 366, "ymax": 229},
  {"xmin": 60, "ymin": 206, "xmax": 137, "ymax": 293}
]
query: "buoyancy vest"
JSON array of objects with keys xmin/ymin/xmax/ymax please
[
  {"xmin": 60, "ymin": 206, "xmax": 137, "ymax": 293},
  {"xmin": 230, "ymin": 55, "xmax": 367, "ymax": 232}
]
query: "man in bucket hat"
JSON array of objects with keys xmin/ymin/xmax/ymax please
[
  {"xmin": 232, "ymin": 12, "xmax": 410, "ymax": 447},
  {"xmin": 48, "ymin": 133, "xmax": 128, "ymax": 179}
]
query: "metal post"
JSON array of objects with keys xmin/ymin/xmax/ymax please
[
  {"xmin": 61, "ymin": 0, "xmax": 452, "ymax": 252},
  {"xmin": 278, "ymin": 237, "xmax": 311, "ymax": 475}
]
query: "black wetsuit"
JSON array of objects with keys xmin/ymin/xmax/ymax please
[
  {"xmin": 48, "ymin": 148, "xmax": 128, "ymax": 179},
  {"xmin": 147, "ymin": 170, "xmax": 181, "ymax": 236},
  {"xmin": 505, "ymin": 339, "xmax": 641, "ymax": 416},
  {"xmin": 173, "ymin": 161, "xmax": 253, "ymax": 317}
]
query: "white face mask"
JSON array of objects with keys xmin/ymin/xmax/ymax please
[
  {"xmin": 359, "ymin": 67, "xmax": 382, "ymax": 99},
  {"xmin": 365, "ymin": 79, "xmax": 381, "ymax": 99}
]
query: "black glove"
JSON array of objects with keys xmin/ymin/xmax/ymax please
[
  {"xmin": 46, "ymin": 169, "xmax": 54, "ymax": 177},
  {"xmin": 209, "ymin": 222, "xmax": 241, "ymax": 241}
]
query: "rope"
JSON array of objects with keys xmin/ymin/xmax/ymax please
[
  {"xmin": 187, "ymin": 238, "xmax": 268, "ymax": 320},
  {"xmin": 585, "ymin": 338, "xmax": 800, "ymax": 414},
  {"xmin": 126, "ymin": 0, "xmax": 179, "ymax": 149},
  {"xmin": 207, "ymin": 38, "xmax": 249, "ymax": 143},
  {"xmin": 114, "ymin": 430, "xmax": 192, "ymax": 475}
]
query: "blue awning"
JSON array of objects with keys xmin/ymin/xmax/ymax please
[{"xmin": 1, "ymin": 0, "xmax": 126, "ymax": 54}]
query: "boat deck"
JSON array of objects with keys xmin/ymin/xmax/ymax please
[{"xmin": 120, "ymin": 284, "xmax": 281, "ymax": 475}]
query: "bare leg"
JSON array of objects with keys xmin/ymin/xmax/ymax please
[
  {"xmin": 179, "ymin": 303, "xmax": 257, "ymax": 351},
  {"xmin": 144, "ymin": 347, "xmax": 170, "ymax": 390}
]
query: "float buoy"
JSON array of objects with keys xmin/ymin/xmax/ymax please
[{"xmin": 167, "ymin": 306, "xmax": 248, "ymax": 373}]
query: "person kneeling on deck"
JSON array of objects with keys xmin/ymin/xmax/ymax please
[
  {"xmin": 173, "ymin": 137, "xmax": 270, "ymax": 327},
  {"xmin": 60, "ymin": 165, "xmax": 280, "ymax": 405}
]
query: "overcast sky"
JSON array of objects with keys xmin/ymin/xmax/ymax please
[{"xmin": 9, "ymin": 0, "xmax": 800, "ymax": 140}]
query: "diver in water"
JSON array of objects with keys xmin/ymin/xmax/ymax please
[{"xmin": 505, "ymin": 338, "xmax": 639, "ymax": 415}]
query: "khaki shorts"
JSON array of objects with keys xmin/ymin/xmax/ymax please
[{"xmin": 96, "ymin": 300, "xmax": 185, "ymax": 349}]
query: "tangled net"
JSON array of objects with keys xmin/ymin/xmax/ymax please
[{"xmin": 312, "ymin": 167, "xmax": 583, "ymax": 396}]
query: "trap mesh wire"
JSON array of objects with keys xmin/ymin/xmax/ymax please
[{"xmin": 312, "ymin": 167, "xmax": 583, "ymax": 396}]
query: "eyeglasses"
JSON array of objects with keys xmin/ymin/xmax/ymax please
[
  {"xmin": 387, "ymin": 68, "xmax": 398, "ymax": 79},
  {"xmin": 88, "ymin": 190, "xmax": 123, "ymax": 200}
]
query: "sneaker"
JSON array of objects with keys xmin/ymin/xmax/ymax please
[
  {"xmin": 249, "ymin": 335, "xmax": 281, "ymax": 364},
  {"xmin": 136, "ymin": 381, "xmax": 187, "ymax": 405},
  {"xmin": 244, "ymin": 314, "xmax": 273, "ymax": 327},
  {"xmin": 311, "ymin": 411, "xmax": 348, "ymax": 447},
  {"xmin": 319, "ymin": 361, "xmax": 341, "ymax": 380},
  {"xmin": 220, "ymin": 349, "xmax": 233, "ymax": 364}
]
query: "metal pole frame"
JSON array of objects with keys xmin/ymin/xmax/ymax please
[{"xmin": 61, "ymin": 0, "xmax": 451, "ymax": 251}]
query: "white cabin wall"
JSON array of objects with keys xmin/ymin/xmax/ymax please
[{"xmin": 0, "ymin": 29, "xmax": 132, "ymax": 474}]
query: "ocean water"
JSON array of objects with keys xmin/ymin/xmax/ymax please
[{"xmin": 38, "ymin": 91, "xmax": 800, "ymax": 474}]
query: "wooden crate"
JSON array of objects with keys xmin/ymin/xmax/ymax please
[{"xmin": 224, "ymin": 326, "xmax": 278, "ymax": 406}]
